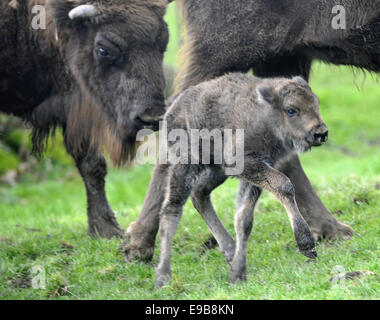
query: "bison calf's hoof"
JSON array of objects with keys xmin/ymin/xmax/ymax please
[
  {"xmin": 294, "ymin": 219, "xmax": 317, "ymax": 259},
  {"xmin": 154, "ymin": 268, "xmax": 172, "ymax": 290},
  {"xmin": 229, "ymin": 269, "xmax": 247, "ymax": 284},
  {"xmin": 123, "ymin": 245, "xmax": 155, "ymax": 263}
]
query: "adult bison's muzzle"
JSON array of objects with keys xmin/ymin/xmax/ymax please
[
  {"xmin": 132, "ymin": 99, "xmax": 166, "ymax": 132},
  {"xmin": 118, "ymin": 93, "xmax": 166, "ymax": 141}
]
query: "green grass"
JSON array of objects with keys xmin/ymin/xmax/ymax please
[{"xmin": 0, "ymin": 4, "xmax": 379, "ymax": 300}]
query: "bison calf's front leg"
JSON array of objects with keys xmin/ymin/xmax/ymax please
[
  {"xmin": 155, "ymin": 164, "xmax": 197, "ymax": 289},
  {"xmin": 155, "ymin": 210, "xmax": 182, "ymax": 289},
  {"xmin": 240, "ymin": 162, "xmax": 317, "ymax": 259}
]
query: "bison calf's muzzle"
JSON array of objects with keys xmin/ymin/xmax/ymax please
[{"xmin": 313, "ymin": 125, "xmax": 329, "ymax": 146}]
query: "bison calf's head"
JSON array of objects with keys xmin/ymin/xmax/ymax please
[
  {"xmin": 50, "ymin": 0, "xmax": 169, "ymax": 161},
  {"xmin": 258, "ymin": 76, "xmax": 328, "ymax": 153}
]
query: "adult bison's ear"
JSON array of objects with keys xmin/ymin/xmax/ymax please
[
  {"xmin": 256, "ymin": 84, "xmax": 275, "ymax": 104},
  {"xmin": 49, "ymin": 0, "xmax": 98, "ymax": 29}
]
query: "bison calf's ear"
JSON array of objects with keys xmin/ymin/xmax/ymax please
[
  {"xmin": 256, "ymin": 84, "xmax": 275, "ymax": 104},
  {"xmin": 292, "ymin": 76, "xmax": 308, "ymax": 87}
]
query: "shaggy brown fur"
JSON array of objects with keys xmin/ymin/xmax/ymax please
[
  {"xmin": 0, "ymin": 0, "xmax": 170, "ymax": 237},
  {"xmin": 175, "ymin": 0, "xmax": 380, "ymax": 92},
  {"xmin": 1, "ymin": 0, "xmax": 169, "ymax": 163}
]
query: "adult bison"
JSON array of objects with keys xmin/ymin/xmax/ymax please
[
  {"xmin": 123, "ymin": 0, "xmax": 379, "ymax": 261},
  {"xmin": 0, "ymin": 0, "xmax": 170, "ymax": 238}
]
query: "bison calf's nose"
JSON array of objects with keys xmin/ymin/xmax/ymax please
[{"xmin": 313, "ymin": 130, "xmax": 329, "ymax": 146}]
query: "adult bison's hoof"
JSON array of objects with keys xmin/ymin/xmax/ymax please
[
  {"xmin": 88, "ymin": 211, "xmax": 123, "ymax": 239},
  {"xmin": 121, "ymin": 222, "xmax": 155, "ymax": 263},
  {"xmin": 311, "ymin": 219, "xmax": 355, "ymax": 242}
]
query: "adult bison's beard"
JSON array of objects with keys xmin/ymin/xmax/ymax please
[
  {"xmin": 30, "ymin": 90, "xmax": 137, "ymax": 166},
  {"xmin": 65, "ymin": 93, "xmax": 138, "ymax": 166}
]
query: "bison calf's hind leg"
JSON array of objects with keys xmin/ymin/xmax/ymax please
[
  {"xmin": 191, "ymin": 168, "xmax": 236, "ymax": 264},
  {"xmin": 69, "ymin": 146, "xmax": 122, "ymax": 239},
  {"xmin": 229, "ymin": 182, "xmax": 262, "ymax": 283}
]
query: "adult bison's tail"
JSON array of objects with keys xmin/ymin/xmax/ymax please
[{"xmin": 29, "ymin": 96, "xmax": 66, "ymax": 159}]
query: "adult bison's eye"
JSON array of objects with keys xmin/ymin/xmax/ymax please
[
  {"xmin": 95, "ymin": 45, "xmax": 118, "ymax": 62},
  {"xmin": 94, "ymin": 37, "xmax": 122, "ymax": 66},
  {"xmin": 98, "ymin": 47, "xmax": 109, "ymax": 57},
  {"xmin": 287, "ymin": 108, "xmax": 298, "ymax": 117}
]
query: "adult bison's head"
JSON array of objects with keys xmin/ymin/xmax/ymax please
[{"xmin": 49, "ymin": 0, "xmax": 169, "ymax": 162}]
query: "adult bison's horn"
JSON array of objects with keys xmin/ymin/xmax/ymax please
[{"xmin": 68, "ymin": 5, "xmax": 98, "ymax": 20}]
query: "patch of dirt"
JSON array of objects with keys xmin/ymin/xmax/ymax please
[
  {"xmin": 60, "ymin": 242, "xmax": 75, "ymax": 255},
  {"xmin": 330, "ymin": 271, "xmax": 375, "ymax": 283},
  {"xmin": 333, "ymin": 209, "xmax": 347, "ymax": 216},
  {"xmin": 9, "ymin": 275, "xmax": 31, "ymax": 289},
  {"xmin": 0, "ymin": 236, "xmax": 11, "ymax": 243},
  {"xmin": 325, "ymin": 144, "xmax": 358, "ymax": 157},
  {"xmin": 353, "ymin": 197, "xmax": 369, "ymax": 206},
  {"xmin": 48, "ymin": 275, "xmax": 71, "ymax": 297},
  {"xmin": 367, "ymin": 137, "xmax": 380, "ymax": 147},
  {"xmin": 60, "ymin": 242, "xmax": 74, "ymax": 250},
  {"xmin": 15, "ymin": 225, "xmax": 41, "ymax": 232}
]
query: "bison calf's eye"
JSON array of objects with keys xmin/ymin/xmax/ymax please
[{"xmin": 287, "ymin": 108, "xmax": 298, "ymax": 117}]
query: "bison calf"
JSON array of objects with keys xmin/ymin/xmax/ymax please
[{"xmin": 153, "ymin": 73, "xmax": 328, "ymax": 288}]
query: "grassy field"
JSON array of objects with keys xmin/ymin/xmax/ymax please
[{"xmin": 0, "ymin": 4, "xmax": 379, "ymax": 300}]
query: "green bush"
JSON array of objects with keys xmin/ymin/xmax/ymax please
[{"xmin": 0, "ymin": 143, "xmax": 20, "ymax": 175}]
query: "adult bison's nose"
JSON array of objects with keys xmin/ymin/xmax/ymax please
[
  {"xmin": 313, "ymin": 128, "xmax": 329, "ymax": 146},
  {"xmin": 133, "ymin": 100, "xmax": 166, "ymax": 131}
]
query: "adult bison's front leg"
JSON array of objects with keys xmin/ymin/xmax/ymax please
[
  {"xmin": 67, "ymin": 144, "xmax": 123, "ymax": 239},
  {"xmin": 122, "ymin": 164, "xmax": 169, "ymax": 262},
  {"xmin": 278, "ymin": 155, "xmax": 354, "ymax": 241}
]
